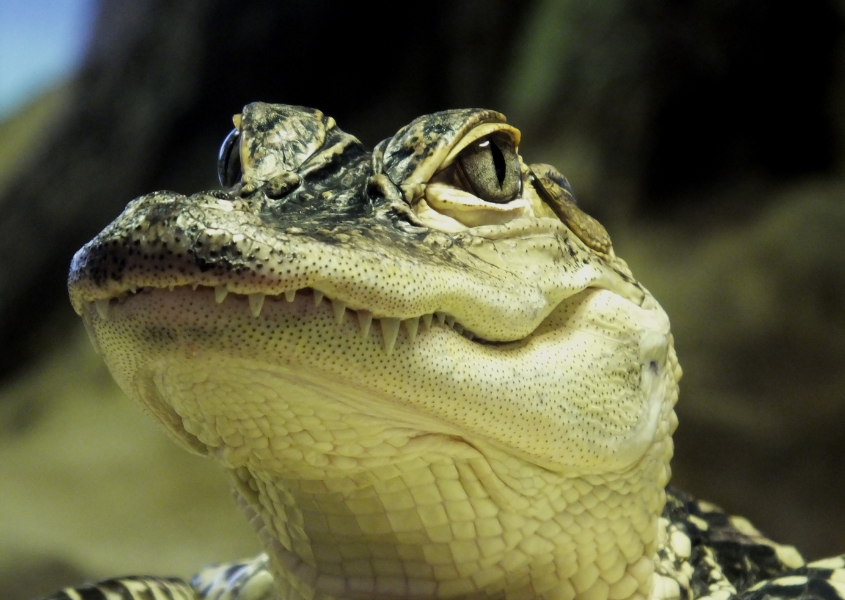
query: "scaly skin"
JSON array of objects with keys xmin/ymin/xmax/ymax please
[{"xmin": 60, "ymin": 104, "xmax": 842, "ymax": 600}]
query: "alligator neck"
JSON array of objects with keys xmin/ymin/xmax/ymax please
[{"xmin": 230, "ymin": 439, "xmax": 668, "ymax": 600}]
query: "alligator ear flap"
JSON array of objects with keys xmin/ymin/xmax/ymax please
[{"xmin": 528, "ymin": 163, "xmax": 613, "ymax": 255}]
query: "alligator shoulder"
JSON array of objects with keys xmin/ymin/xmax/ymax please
[{"xmin": 54, "ymin": 104, "xmax": 845, "ymax": 600}]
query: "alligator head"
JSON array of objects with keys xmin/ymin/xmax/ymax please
[{"xmin": 68, "ymin": 103, "xmax": 680, "ymax": 600}]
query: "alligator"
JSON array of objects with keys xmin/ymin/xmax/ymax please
[{"xmin": 56, "ymin": 104, "xmax": 845, "ymax": 600}]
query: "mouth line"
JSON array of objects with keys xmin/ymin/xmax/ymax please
[{"xmin": 82, "ymin": 284, "xmax": 492, "ymax": 355}]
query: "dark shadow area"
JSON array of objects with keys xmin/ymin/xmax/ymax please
[{"xmin": 641, "ymin": 0, "xmax": 843, "ymax": 208}]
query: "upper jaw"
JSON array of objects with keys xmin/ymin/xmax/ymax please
[
  {"xmin": 68, "ymin": 187, "xmax": 645, "ymax": 345},
  {"xmin": 69, "ymin": 104, "xmax": 647, "ymax": 343}
]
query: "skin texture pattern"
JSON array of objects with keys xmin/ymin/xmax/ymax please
[{"xmin": 53, "ymin": 104, "xmax": 845, "ymax": 600}]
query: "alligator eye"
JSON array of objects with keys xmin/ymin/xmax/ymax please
[
  {"xmin": 217, "ymin": 128, "xmax": 242, "ymax": 187},
  {"xmin": 456, "ymin": 133, "xmax": 521, "ymax": 203}
]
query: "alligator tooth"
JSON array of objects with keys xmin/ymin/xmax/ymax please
[
  {"xmin": 464, "ymin": 331, "xmax": 475, "ymax": 340},
  {"xmin": 192, "ymin": 282, "xmax": 199, "ymax": 291},
  {"xmin": 215, "ymin": 286, "xmax": 229, "ymax": 303},
  {"xmin": 331, "ymin": 299, "xmax": 346, "ymax": 326},
  {"xmin": 380, "ymin": 318, "xmax": 401, "ymax": 354},
  {"xmin": 403, "ymin": 317, "xmax": 419, "ymax": 343},
  {"xmin": 436, "ymin": 312, "xmax": 446, "ymax": 325},
  {"xmin": 249, "ymin": 293, "xmax": 265, "ymax": 317},
  {"xmin": 284, "ymin": 290, "xmax": 296, "ymax": 302},
  {"xmin": 93, "ymin": 299, "xmax": 110, "ymax": 320},
  {"xmin": 82, "ymin": 316, "xmax": 101, "ymax": 355},
  {"xmin": 421, "ymin": 314, "xmax": 433, "ymax": 330},
  {"xmin": 454, "ymin": 323, "xmax": 463, "ymax": 335},
  {"xmin": 445, "ymin": 315, "xmax": 456, "ymax": 328},
  {"xmin": 357, "ymin": 310, "xmax": 373, "ymax": 338},
  {"xmin": 313, "ymin": 290, "xmax": 324, "ymax": 306},
  {"xmin": 168, "ymin": 284, "xmax": 175, "ymax": 291},
  {"xmin": 129, "ymin": 285, "xmax": 138, "ymax": 294}
]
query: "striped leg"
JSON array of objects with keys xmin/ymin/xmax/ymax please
[
  {"xmin": 42, "ymin": 576, "xmax": 198, "ymax": 600},
  {"xmin": 741, "ymin": 556, "xmax": 845, "ymax": 600},
  {"xmin": 39, "ymin": 554, "xmax": 275, "ymax": 600},
  {"xmin": 190, "ymin": 553, "xmax": 276, "ymax": 600},
  {"xmin": 658, "ymin": 488, "xmax": 845, "ymax": 600}
]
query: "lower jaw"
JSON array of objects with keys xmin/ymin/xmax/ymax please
[{"xmin": 84, "ymin": 284, "xmax": 670, "ymax": 477}]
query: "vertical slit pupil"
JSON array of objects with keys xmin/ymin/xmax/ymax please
[{"xmin": 489, "ymin": 141, "xmax": 506, "ymax": 188}]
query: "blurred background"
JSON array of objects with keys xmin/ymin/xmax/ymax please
[{"xmin": 1, "ymin": 0, "xmax": 844, "ymax": 598}]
